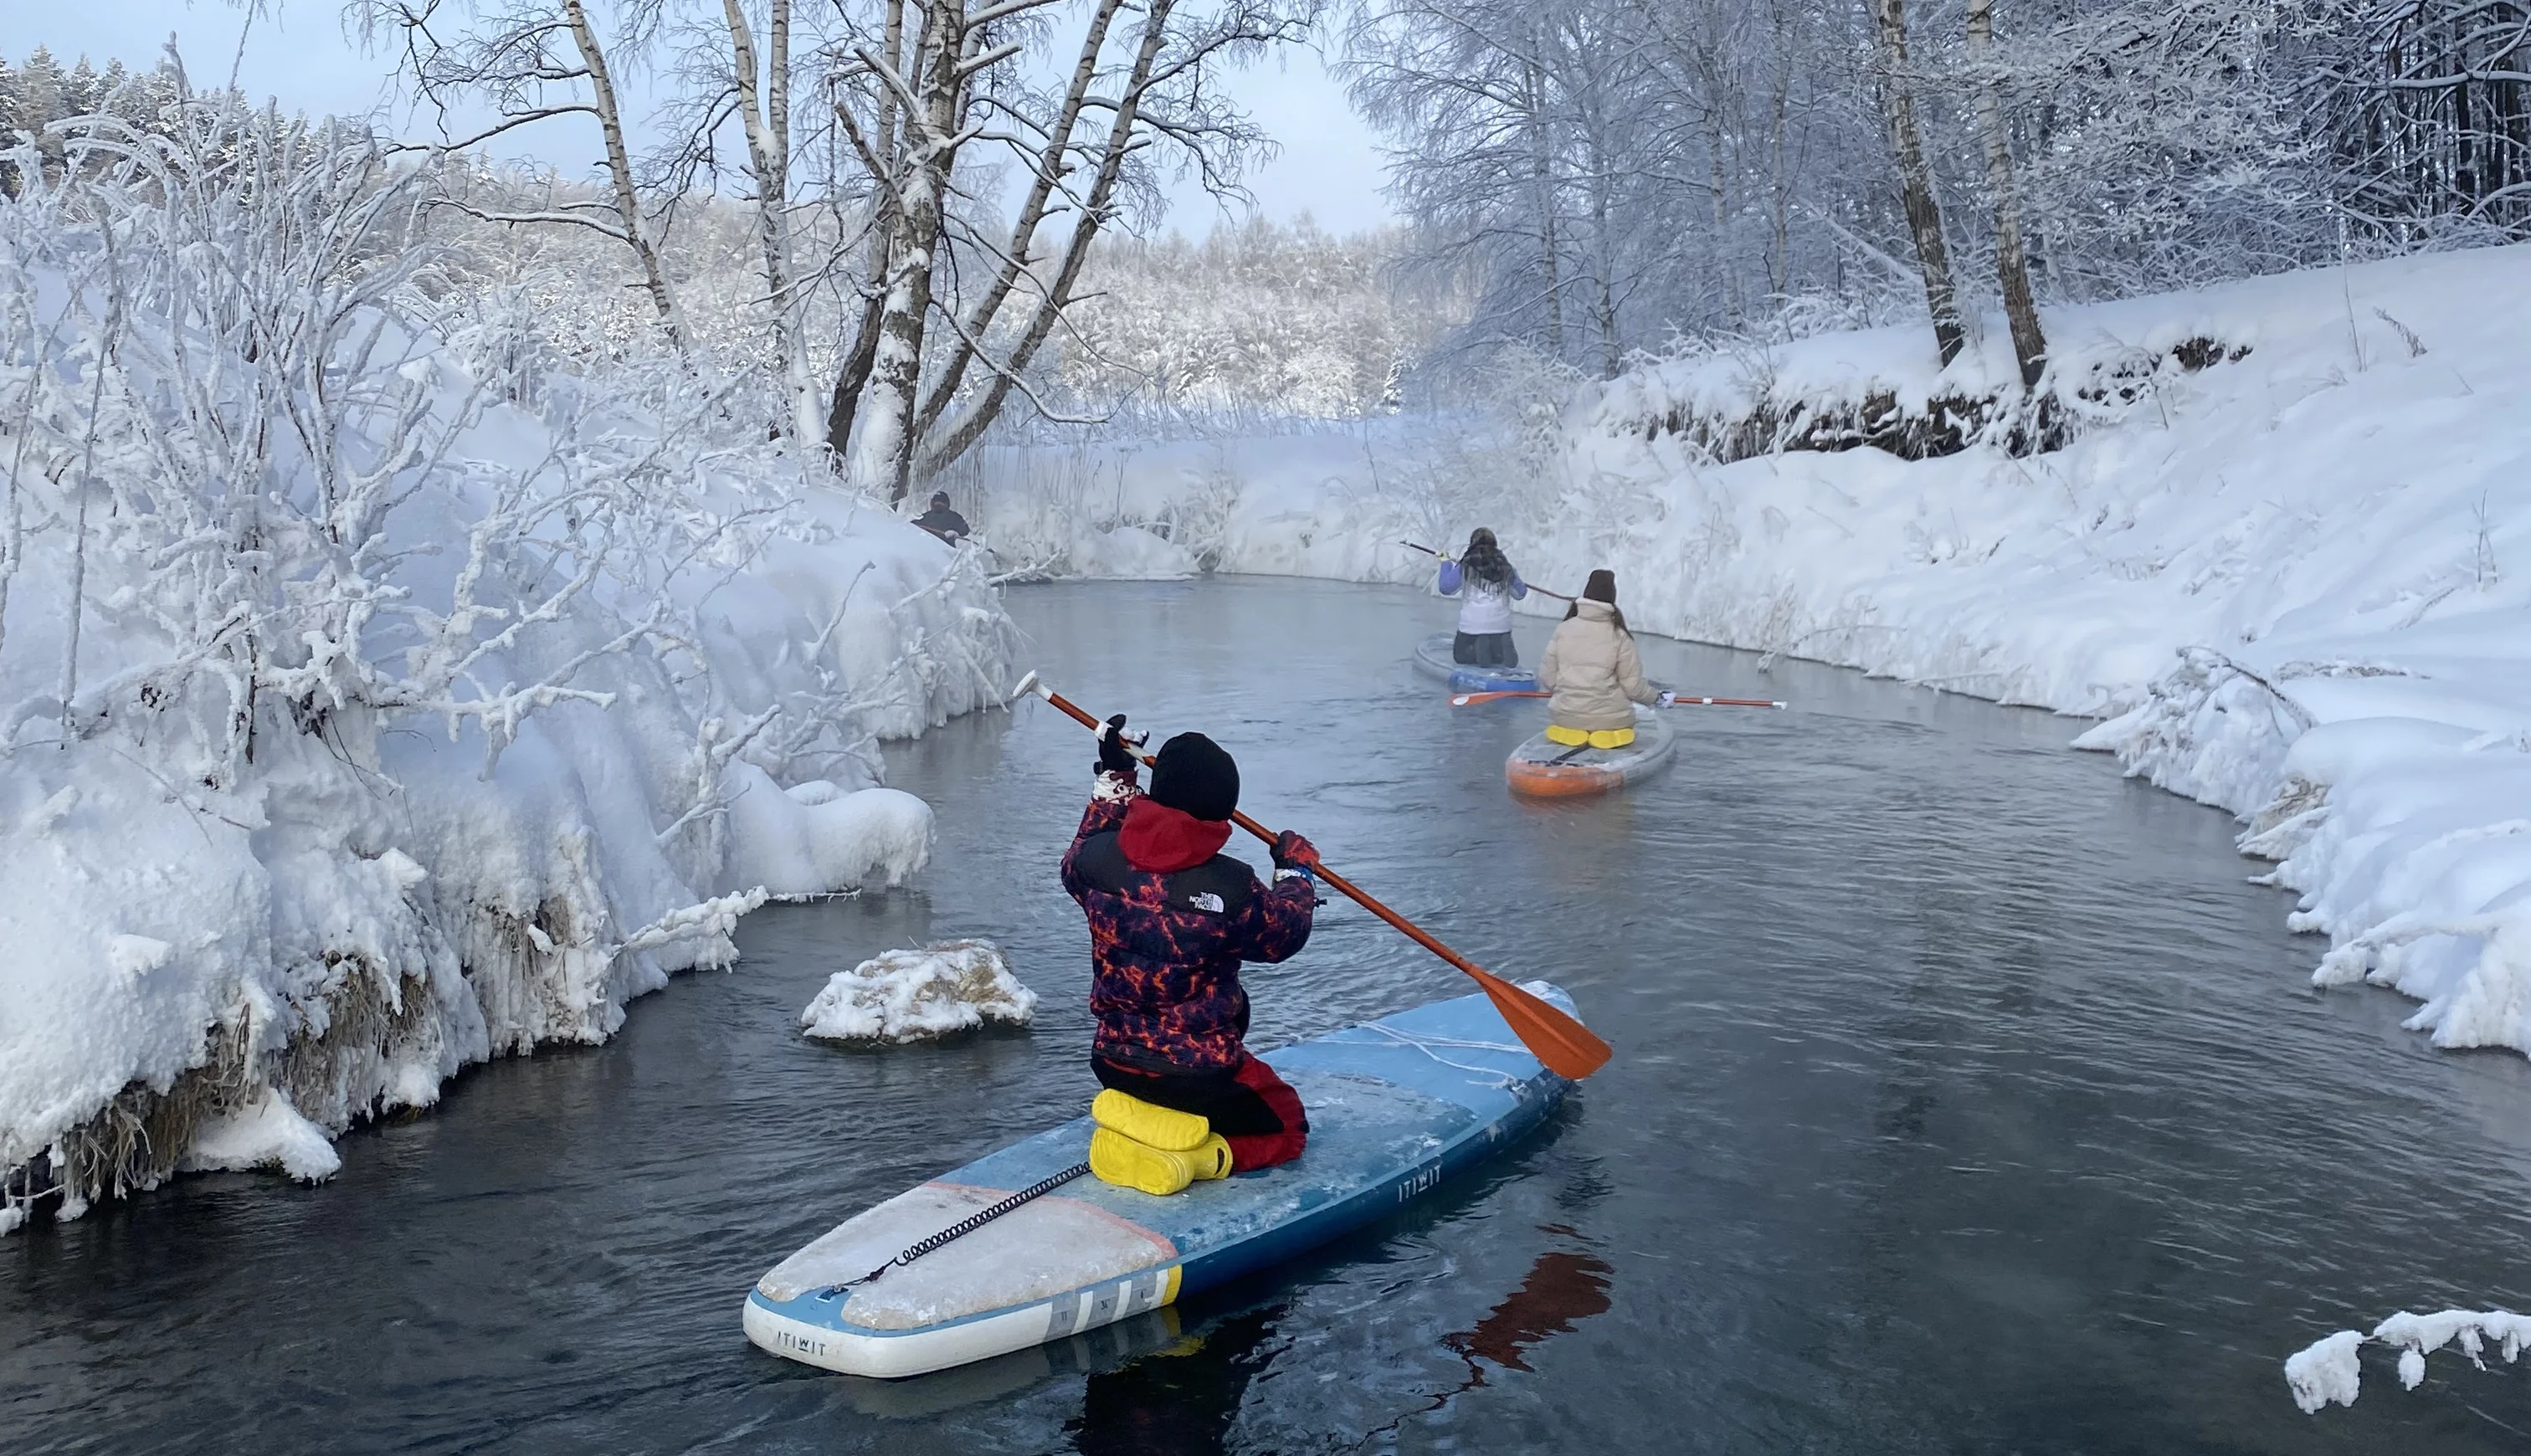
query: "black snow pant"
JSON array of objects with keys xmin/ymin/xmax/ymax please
[
  {"xmin": 1091, "ymin": 1054, "xmax": 1308, "ymax": 1169},
  {"xmin": 1453, "ymin": 631, "xmax": 1518, "ymax": 668}
]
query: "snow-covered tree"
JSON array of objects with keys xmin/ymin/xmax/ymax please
[
  {"xmin": 360, "ymin": 0, "xmax": 1318, "ymax": 500},
  {"xmin": 1346, "ymin": 0, "xmax": 2522, "ymax": 374}
]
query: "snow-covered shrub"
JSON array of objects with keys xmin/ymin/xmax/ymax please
[
  {"xmin": 2286, "ymin": 1310, "xmax": 2531, "ymax": 1413},
  {"xmin": 1049, "ymin": 219, "xmax": 1458, "ymax": 425},
  {"xmin": 0, "ymin": 90, "xmax": 1018, "ymax": 1228},
  {"xmin": 800, "ymin": 941, "xmax": 1037, "ymax": 1044}
]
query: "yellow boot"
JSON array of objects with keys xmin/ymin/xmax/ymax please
[
  {"xmin": 1090, "ymin": 1129, "xmax": 1235, "ymax": 1197},
  {"xmin": 1184, "ymin": 1134, "xmax": 1232, "ymax": 1182},
  {"xmin": 1091, "ymin": 1089, "xmax": 1211, "ymax": 1151}
]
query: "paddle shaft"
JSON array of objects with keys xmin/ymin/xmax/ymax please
[
  {"xmin": 1451, "ymin": 690, "xmax": 1789, "ymax": 709},
  {"xmin": 1029, "ymin": 682, "xmax": 1610, "ymax": 1079},
  {"xmin": 1400, "ymin": 541, "xmax": 1575, "ymax": 602}
]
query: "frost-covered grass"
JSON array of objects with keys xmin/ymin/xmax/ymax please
[
  {"xmin": 960, "ymin": 242, "xmax": 2531, "ymax": 1076},
  {"xmin": 0, "ymin": 102, "xmax": 1019, "ymax": 1228},
  {"xmin": 800, "ymin": 941, "xmax": 1037, "ymax": 1044}
]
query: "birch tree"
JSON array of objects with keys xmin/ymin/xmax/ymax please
[
  {"xmin": 717, "ymin": 0, "xmax": 819, "ymax": 438},
  {"xmin": 356, "ymin": 0, "xmax": 692, "ymax": 350},
  {"xmin": 1964, "ymin": 0, "xmax": 2045, "ymax": 387},
  {"xmin": 824, "ymin": 0, "xmax": 1313, "ymax": 498},
  {"xmin": 1868, "ymin": 0, "xmax": 1964, "ymax": 367}
]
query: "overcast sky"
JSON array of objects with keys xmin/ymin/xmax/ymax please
[{"xmin": 20, "ymin": 3, "xmax": 1396, "ymax": 237}]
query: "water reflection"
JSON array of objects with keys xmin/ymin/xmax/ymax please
[
  {"xmin": 1068, "ymin": 1306, "xmax": 1281, "ymax": 1456},
  {"xmin": 1060, "ymin": 1236, "xmax": 1616, "ymax": 1455},
  {"xmin": 1443, "ymin": 1237, "xmax": 1615, "ymax": 1385},
  {"xmin": 1373, "ymin": 1233, "xmax": 1615, "ymax": 1443}
]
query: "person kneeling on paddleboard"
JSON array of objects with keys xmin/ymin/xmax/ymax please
[
  {"xmin": 1436, "ymin": 526, "xmax": 1528, "ymax": 667},
  {"xmin": 1062, "ymin": 720, "xmax": 1320, "ymax": 1196},
  {"xmin": 1538, "ymin": 569, "xmax": 1673, "ymax": 750}
]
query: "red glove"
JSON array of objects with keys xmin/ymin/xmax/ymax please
[{"xmin": 1271, "ymin": 830, "xmax": 1321, "ymax": 875}]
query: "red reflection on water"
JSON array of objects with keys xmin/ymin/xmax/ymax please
[{"xmin": 1443, "ymin": 1246, "xmax": 1615, "ymax": 1383}]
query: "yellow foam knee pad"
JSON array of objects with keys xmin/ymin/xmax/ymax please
[
  {"xmin": 1090, "ymin": 1128, "xmax": 1234, "ymax": 1197},
  {"xmin": 1544, "ymin": 725, "xmax": 1635, "ymax": 749},
  {"xmin": 1091, "ymin": 1089, "xmax": 1210, "ymax": 1151}
]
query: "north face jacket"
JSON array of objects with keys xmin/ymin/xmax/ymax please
[{"xmin": 1061, "ymin": 792, "xmax": 1315, "ymax": 1072}]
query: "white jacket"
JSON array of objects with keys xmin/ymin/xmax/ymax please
[
  {"xmin": 1439, "ymin": 560, "xmax": 1527, "ymax": 634},
  {"xmin": 1455, "ymin": 577, "xmax": 1517, "ymax": 634}
]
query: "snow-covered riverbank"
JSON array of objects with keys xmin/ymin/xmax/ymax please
[
  {"xmin": 0, "ymin": 113, "xmax": 1019, "ymax": 1228},
  {"xmin": 959, "ymin": 242, "xmax": 2531, "ymax": 1065}
]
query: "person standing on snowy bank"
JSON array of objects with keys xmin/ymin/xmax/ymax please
[
  {"xmin": 1538, "ymin": 569, "xmax": 1673, "ymax": 749},
  {"xmin": 914, "ymin": 491, "xmax": 970, "ymax": 545},
  {"xmin": 1062, "ymin": 719, "xmax": 1320, "ymax": 1196},
  {"xmin": 1437, "ymin": 527, "xmax": 1528, "ymax": 666}
]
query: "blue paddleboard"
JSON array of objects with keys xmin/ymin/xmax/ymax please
[
  {"xmin": 742, "ymin": 986, "xmax": 1579, "ymax": 1379},
  {"xmin": 1413, "ymin": 632, "xmax": 1539, "ymax": 694}
]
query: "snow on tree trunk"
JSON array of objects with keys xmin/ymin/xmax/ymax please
[
  {"xmin": 850, "ymin": 0, "xmax": 963, "ymax": 504},
  {"xmin": 1870, "ymin": 0, "xmax": 1965, "ymax": 368},
  {"xmin": 1965, "ymin": 0, "xmax": 2046, "ymax": 390},
  {"xmin": 721, "ymin": 0, "xmax": 819, "ymax": 443},
  {"xmin": 562, "ymin": 0, "xmax": 688, "ymax": 352}
]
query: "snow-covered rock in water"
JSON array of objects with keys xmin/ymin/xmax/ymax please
[
  {"xmin": 721, "ymin": 766, "xmax": 934, "ymax": 900},
  {"xmin": 2284, "ymin": 1330, "xmax": 2368, "ymax": 1413},
  {"xmin": 800, "ymin": 941, "xmax": 1037, "ymax": 1044},
  {"xmin": 182, "ymin": 1088, "xmax": 343, "ymax": 1184},
  {"xmin": 2285, "ymin": 1310, "xmax": 2531, "ymax": 1412}
]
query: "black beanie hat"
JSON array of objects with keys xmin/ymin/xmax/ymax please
[
  {"xmin": 1582, "ymin": 568, "xmax": 1618, "ymax": 604},
  {"xmin": 1147, "ymin": 732, "xmax": 1240, "ymax": 823}
]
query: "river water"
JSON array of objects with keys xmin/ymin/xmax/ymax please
[{"xmin": 8, "ymin": 577, "xmax": 2531, "ymax": 1453}]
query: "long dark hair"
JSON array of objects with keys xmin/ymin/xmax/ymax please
[
  {"xmin": 1563, "ymin": 568, "xmax": 1629, "ymax": 636},
  {"xmin": 1460, "ymin": 527, "xmax": 1515, "ymax": 588}
]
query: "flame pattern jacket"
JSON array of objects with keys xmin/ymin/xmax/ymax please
[{"xmin": 1061, "ymin": 791, "xmax": 1315, "ymax": 1072}]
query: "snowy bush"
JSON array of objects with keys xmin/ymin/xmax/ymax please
[
  {"xmin": 0, "ymin": 91, "xmax": 1018, "ymax": 1229},
  {"xmin": 799, "ymin": 941, "xmax": 1037, "ymax": 1044},
  {"xmin": 2286, "ymin": 1310, "xmax": 2531, "ymax": 1413}
]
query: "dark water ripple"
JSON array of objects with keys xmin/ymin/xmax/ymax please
[{"xmin": 7, "ymin": 577, "xmax": 2531, "ymax": 1453}]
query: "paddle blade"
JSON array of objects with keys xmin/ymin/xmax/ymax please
[
  {"xmin": 1466, "ymin": 966, "xmax": 1613, "ymax": 1080},
  {"xmin": 1450, "ymin": 690, "xmax": 1550, "ymax": 707}
]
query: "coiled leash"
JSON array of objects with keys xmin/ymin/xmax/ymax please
[{"xmin": 814, "ymin": 1161, "xmax": 1091, "ymax": 1300}]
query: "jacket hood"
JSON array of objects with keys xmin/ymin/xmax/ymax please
[{"xmin": 1575, "ymin": 597, "xmax": 1617, "ymax": 622}]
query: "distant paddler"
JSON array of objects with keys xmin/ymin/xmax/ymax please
[
  {"xmin": 1430, "ymin": 528, "xmax": 1531, "ymax": 669},
  {"xmin": 1538, "ymin": 569, "xmax": 1676, "ymax": 749}
]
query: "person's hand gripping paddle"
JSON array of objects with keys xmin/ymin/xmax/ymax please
[{"xmin": 1012, "ymin": 672, "xmax": 1614, "ymax": 1081}]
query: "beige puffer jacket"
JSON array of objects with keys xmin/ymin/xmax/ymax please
[{"xmin": 1537, "ymin": 599, "xmax": 1656, "ymax": 731}]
